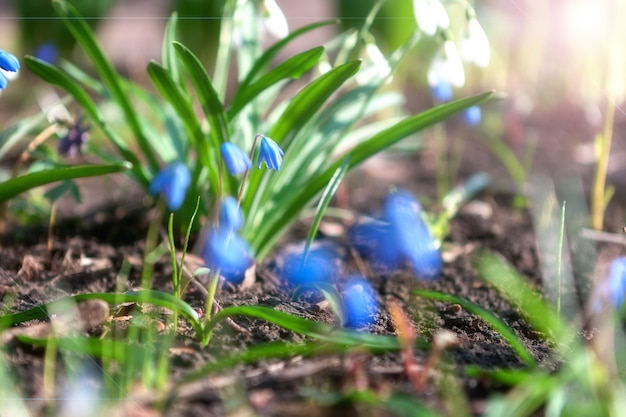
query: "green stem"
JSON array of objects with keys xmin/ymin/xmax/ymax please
[
  {"xmin": 142, "ymin": 203, "xmax": 165, "ymax": 289},
  {"xmin": 591, "ymin": 98, "xmax": 615, "ymax": 230},
  {"xmin": 202, "ymin": 271, "xmax": 221, "ymax": 346}
]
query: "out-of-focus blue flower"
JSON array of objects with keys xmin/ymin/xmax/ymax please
[
  {"xmin": 201, "ymin": 226, "xmax": 254, "ymax": 285},
  {"xmin": 34, "ymin": 43, "xmax": 58, "ymax": 64},
  {"xmin": 58, "ymin": 118, "xmax": 90, "ymax": 157},
  {"xmin": 257, "ymin": 135, "xmax": 283, "ymax": 170},
  {"xmin": 384, "ymin": 189, "xmax": 442, "ymax": 280},
  {"xmin": 463, "ymin": 105, "xmax": 482, "ymax": 126},
  {"xmin": 0, "ymin": 49, "xmax": 20, "ymax": 89},
  {"xmin": 349, "ymin": 189, "xmax": 442, "ymax": 281},
  {"xmin": 431, "ymin": 80, "xmax": 453, "ymax": 103},
  {"xmin": 277, "ymin": 241, "xmax": 341, "ymax": 287},
  {"xmin": 342, "ymin": 276, "xmax": 379, "ymax": 329},
  {"xmin": 220, "ymin": 196, "xmax": 243, "ymax": 231},
  {"xmin": 221, "ymin": 142, "xmax": 251, "ymax": 175},
  {"xmin": 607, "ymin": 257, "xmax": 626, "ymax": 309},
  {"xmin": 148, "ymin": 162, "xmax": 191, "ymax": 211}
]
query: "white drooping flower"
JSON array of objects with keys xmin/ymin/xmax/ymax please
[
  {"xmin": 427, "ymin": 40, "xmax": 465, "ymax": 88},
  {"xmin": 413, "ymin": 0, "xmax": 450, "ymax": 37},
  {"xmin": 459, "ymin": 17, "xmax": 491, "ymax": 68},
  {"xmin": 261, "ymin": 0, "xmax": 289, "ymax": 39},
  {"xmin": 356, "ymin": 43, "xmax": 392, "ymax": 85}
]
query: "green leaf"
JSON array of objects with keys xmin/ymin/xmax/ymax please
[
  {"xmin": 0, "ymin": 163, "xmax": 129, "ymax": 203},
  {"xmin": 303, "ymin": 157, "xmax": 350, "ymax": 257},
  {"xmin": 52, "ymin": 0, "xmax": 159, "ymax": 171},
  {"xmin": 237, "ymin": 20, "xmax": 338, "ymax": 92},
  {"xmin": 268, "ymin": 60, "xmax": 362, "ymax": 148},
  {"xmin": 43, "ymin": 180, "xmax": 81, "ymax": 204},
  {"xmin": 228, "ymin": 46, "xmax": 325, "ymax": 118},
  {"xmin": 0, "ymin": 290, "xmax": 202, "ymax": 336},
  {"xmin": 24, "ymin": 59, "xmax": 148, "ymax": 185},
  {"xmin": 204, "ymin": 304, "xmax": 405, "ymax": 351},
  {"xmin": 251, "ymin": 91, "xmax": 495, "ymax": 258},
  {"xmin": 147, "ymin": 61, "xmax": 202, "ymax": 153},
  {"xmin": 162, "ymin": 12, "xmax": 184, "ymax": 91},
  {"xmin": 173, "ymin": 41, "xmax": 230, "ymax": 146},
  {"xmin": 412, "ymin": 289, "xmax": 536, "ymax": 367},
  {"xmin": 473, "ymin": 250, "xmax": 574, "ymax": 350},
  {"xmin": 25, "ymin": 56, "xmax": 101, "ymax": 123}
]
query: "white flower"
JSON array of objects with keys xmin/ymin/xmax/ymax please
[
  {"xmin": 427, "ymin": 40, "xmax": 465, "ymax": 88},
  {"xmin": 413, "ymin": 0, "xmax": 450, "ymax": 37},
  {"xmin": 355, "ymin": 43, "xmax": 392, "ymax": 85},
  {"xmin": 261, "ymin": 0, "xmax": 289, "ymax": 39},
  {"xmin": 459, "ymin": 17, "xmax": 491, "ymax": 67}
]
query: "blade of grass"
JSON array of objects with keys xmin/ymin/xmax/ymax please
[
  {"xmin": 303, "ymin": 157, "xmax": 350, "ymax": 259},
  {"xmin": 412, "ymin": 289, "xmax": 536, "ymax": 366},
  {"xmin": 473, "ymin": 250, "xmax": 573, "ymax": 350},
  {"xmin": 0, "ymin": 163, "xmax": 130, "ymax": 202},
  {"xmin": 0, "ymin": 290, "xmax": 201, "ymax": 336},
  {"xmin": 203, "ymin": 304, "xmax": 406, "ymax": 351}
]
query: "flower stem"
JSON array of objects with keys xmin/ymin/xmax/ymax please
[{"xmin": 236, "ymin": 134, "xmax": 262, "ymax": 206}]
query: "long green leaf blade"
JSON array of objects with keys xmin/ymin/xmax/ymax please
[
  {"xmin": 204, "ymin": 305, "xmax": 403, "ymax": 350},
  {"xmin": 228, "ymin": 46, "xmax": 325, "ymax": 118},
  {"xmin": 0, "ymin": 163, "xmax": 129, "ymax": 202},
  {"xmin": 412, "ymin": 289, "xmax": 536, "ymax": 366},
  {"xmin": 52, "ymin": 0, "xmax": 159, "ymax": 171},
  {"xmin": 173, "ymin": 41, "xmax": 230, "ymax": 147}
]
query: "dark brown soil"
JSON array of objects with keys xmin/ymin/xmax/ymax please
[{"xmin": 0, "ymin": 178, "xmax": 558, "ymax": 417}]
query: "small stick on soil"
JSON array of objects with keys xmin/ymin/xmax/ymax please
[{"xmin": 389, "ymin": 302, "xmax": 423, "ymax": 391}]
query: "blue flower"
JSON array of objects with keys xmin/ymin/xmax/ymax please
[
  {"xmin": 58, "ymin": 118, "xmax": 90, "ymax": 157},
  {"xmin": 34, "ymin": 43, "xmax": 58, "ymax": 64},
  {"xmin": 607, "ymin": 257, "xmax": 626, "ymax": 309},
  {"xmin": 0, "ymin": 49, "xmax": 19, "ymax": 89},
  {"xmin": 342, "ymin": 276, "xmax": 379, "ymax": 329},
  {"xmin": 277, "ymin": 241, "xmax": 340, "ymax": 287},
  {"xmin": 349, "ymin": 189, "xmax": 442, "ymax": 281},
  {"xmin": 463, "ymin": 105, "xmax": 482, "ymax": 126},
  {"xmin": 221, "ymin": 142, "xmax": 251, "ymax": 175},
  {"xmin": 383, "ymin": 189, "xmax": 442, "ymax": 280},
  {"xmin": 201, "ymin": 227, "xmax": 253, "ymax": 285},
  {"xmin": 257, "ymin": 135, "xmax": 283, "ymax": 170},
  {"xmin": 0, "ymin": 50, "xmax": 19, "ymax": 72},
  {"xmin": 220, "ymin": 196, "xmax": 243, "ymax": 231},
  {"xmin": 148, "ymin": 162, "xmax": 191, "ymax": 211}
]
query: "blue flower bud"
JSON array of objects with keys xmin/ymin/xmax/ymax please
[
  {"xmin": 148, "ymin": 162, "xmax": 191, "ymax": 211},
  {"xmin": 257, "ymin": 135, "xmax": 284, "ymax": 170},
  {"xmin": 221, "ymin": 142, "xmax": 251, "ymax": 175},
  {"xmin": 220, "ymin": 196, "xmax": 243, "ymax": 231},
  {"xmin": 342, "ymin": 276, "xmax": 379, "ymax": 329},
  {"xmin": 201, "ymin": 227, "xmax": 253, "ymax": 285}
]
